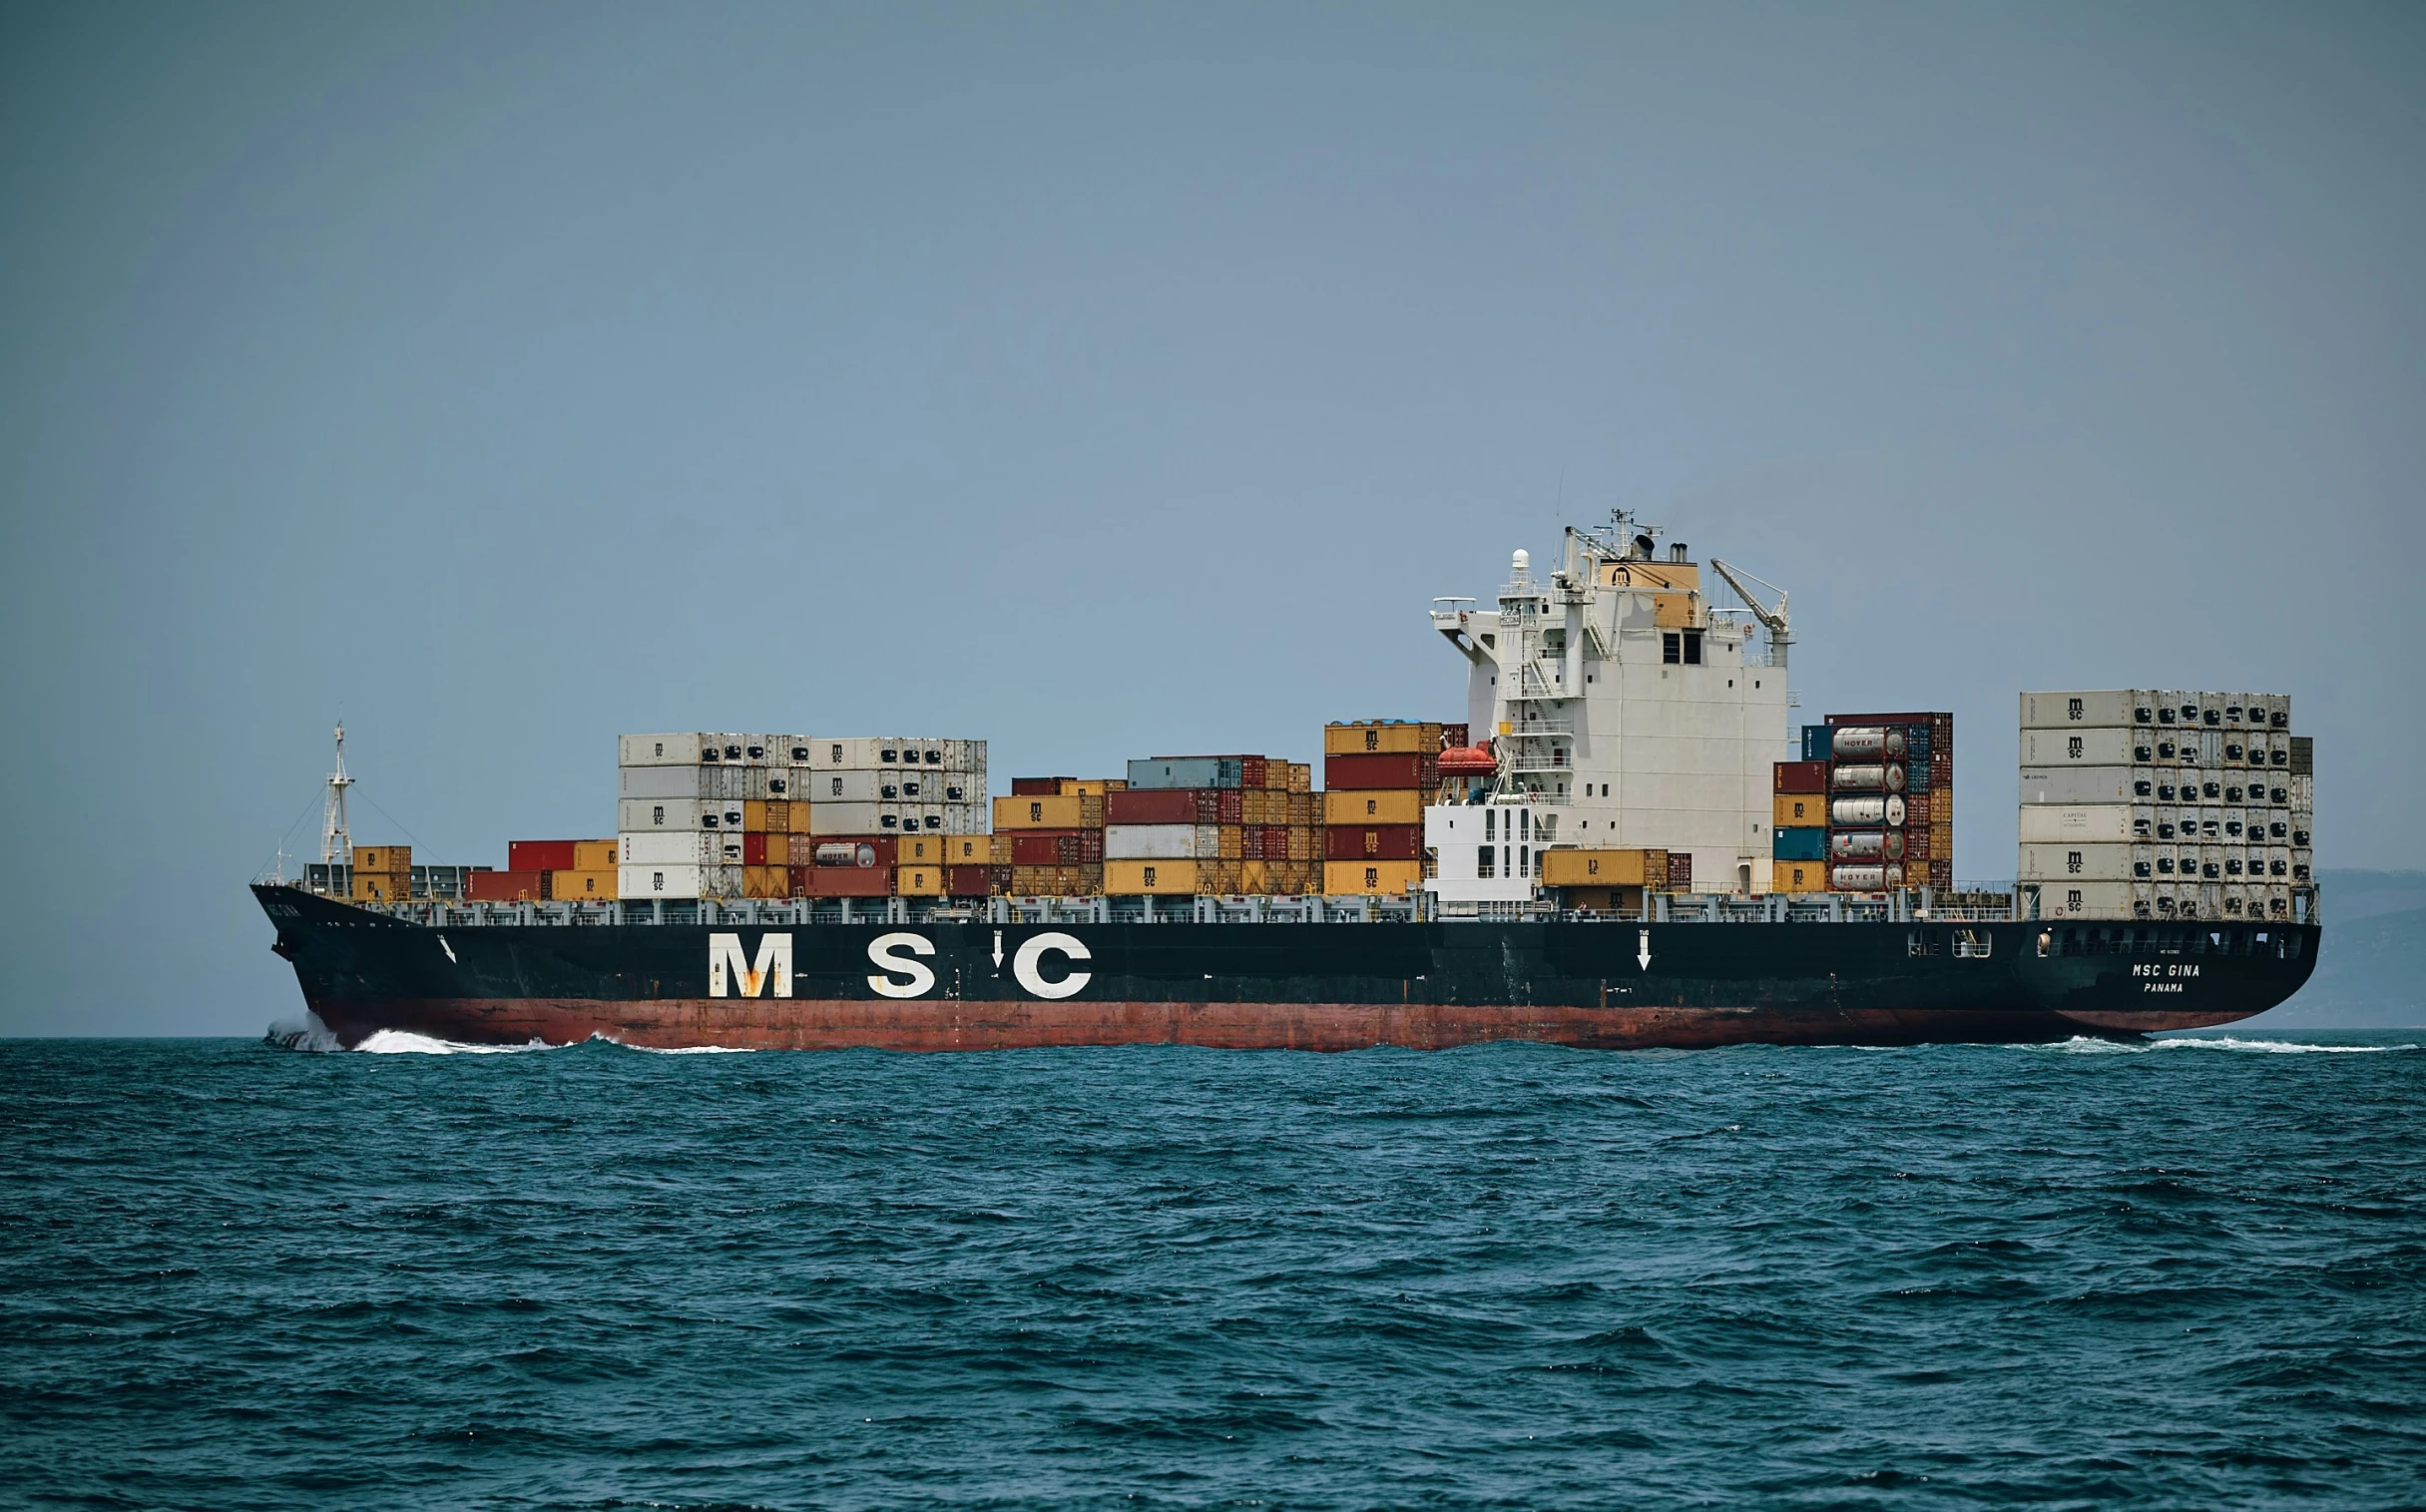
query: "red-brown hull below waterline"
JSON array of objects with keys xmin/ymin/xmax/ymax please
[{"xmin": 304, "ymin": 996, "xmax": 2264, "ymax": 1052}]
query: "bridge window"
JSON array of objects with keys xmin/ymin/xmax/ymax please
[
  {"xmin": 1663, "ymin": 633, "xmax": 1682, "ymax": 664},
  {"xmin": 1683, "ymin": 631, "xmax": 1702, "ymax": 665},
  {"xmin": 1477, "ymin": 846, "xmax": 1495, "ymax": 878}
]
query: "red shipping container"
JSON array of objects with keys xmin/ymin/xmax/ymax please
[
  {"xmin": 741, "ymin": 832, "xmax": 769, "ymax": 866},
  {"xmin": 1443, "ymin": 723, "xmax": 1470, "ymax": 750},
  {"xmin": 1012, "ymin": 830, "xmax": 1095, "ymax": 865},
  {"xmin": 1774, "ymin": 760, "xmax": 1827, "ymax": 793},
  {"xmin": 947, "ymin": 865, "xmax": 993, "ymax": 897},
  {"xmin": 1323, "ymin": 824, "xmax": 1423, "ymax": 861},
  {"xmin": 468, "ymin": 869, "xmax": 546, "ymax": 901},
  {"xmin": 988, "ymin": 865, "xmax": 1014, "ymax": 895},
  {"xmin": 1323, "ymin": 753, "xmax": 1436, "ymax": 790},
  {"xmin": 1011, "ymin": 776, "xmax": 1066, "ymax": 795},
  {"xmin": 795, "ymin": 864, "xmax": 892, "ymax": 897},
  {"xmin": 1669, "ymin": 853, "xmax": 1694, "ymax": 892},
  {"xmin": 507, "ymin": 840, "xmax": 578, "ymax": 871},
  {"xmin": 1904, "ymin": 794, "xmax": 1932, "ymax": 826}
]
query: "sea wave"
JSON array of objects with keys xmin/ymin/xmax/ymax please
[
  {"xmin": 352, "ymin": 1030, "xmax": 558, "ymax": 1055},
  {"xmin": 2035, "ymin": 1034, "xmax": 2416, "ymax": 1056}
]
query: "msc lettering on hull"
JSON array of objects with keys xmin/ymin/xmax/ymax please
[
  {"xmin": 858, "ymin": 931, "xmax": 1095, "ymax": 1000},
  {"xmin": 709, "ymin": 933, "xmax": 791, "ymax": 997}
]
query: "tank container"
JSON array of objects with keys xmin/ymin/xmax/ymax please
[{"xmin": 1831, "ymin": 727, "xmax": 1907, "ymax": 760}]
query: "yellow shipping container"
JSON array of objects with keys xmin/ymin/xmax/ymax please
[
  {"xmin": 351, "ymin": 844, "xmax": 411, "ymax": 873},
  {"xmin": 894, "ymin": 864, "xmax": 946, "ymax": 897},
  {"xmin": 1217, "ymin": 824, "xmax": 1243, "ymax": 859},
  {"xmin": 349, "ymin": 870, "xmax": 409, "ymax": 903},
  {"xmin": 1057, "ymin": 777, "xmax": 1127, "ymax": 795},
  {"xmin": 1287, "ymin": 825, "xmax": 1313, "ymax": 860},
  {"xmin": 1239, "ymin": 859, "xmax": 1269, "ymax": 894},
  {"xmin": 1106, "ymin": 858, "xmax": 1198, "ymax": 895},
  {"xmin": 989, "ymin": 833, "xmax": 1017, "ymax": 866},
  {"xmin": 1539, "ymin": 848, "xmax": 1668, "ymax": 888},
  {"xmin": 1286, "ymin": 762, "xmax": 1312, "ymax": 794},
  {"xmin": 1772, "ymin": 793, "xmax": 1826, "ymax": 828},
  {"xmin": 1324, "ymin": 789, "xmax": 1425, "ymax": 825},
  {"xmin": 1241, "ymin": 789, "xmax": 1271, "ymax": 825},
  {"xmin": 1774, "ymin": 860, "xmax": 1828, "ymax": 893},
  {"xmin": 743, "ymin": 800, "xmax": 791, "ymax": 833},
  {"xmin": 994, "ymin": 793, "xmax": 1104, "ymax": 829},
  {"xmin": 1324, "ymin": 722, "xmax": 1442, "ymax": 756},
  {"xmin": 742, "ymin": 865, "xmax": 787, "ymax": 898},
  {"xmin": 549, "ymin": 868, "xmax": 619, "ymax": 900},
  {"xmin": 898, "ymin": 833, "xmax": 949, "ymax": 866},
  {"xmin": 1323, "ymin": 859, "xmax": 1424, "ymax": 897},
  {"xmin": 943, "ymin": 834, "xmax": 988, "ymax": 865}
]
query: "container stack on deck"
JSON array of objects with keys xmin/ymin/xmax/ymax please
[
  {"xmin": 1769, "ymin": 757, "xmax": 1828, "ymax": 893},
  {"xmin": 348, "ymin": 843, "xmax": 411, "ymax": 903},
  {"xmin": 995, "ymin": 777, "xmax": 1119, "ymax": 897},
  {"xmin": 1103, "ymin": 756, "xmax": 1311, "ymax": 897},
  {"xmin": 1824, "ymin": 713, "xmax": 1953, "ymax": 892},
  {"xmin": 2017, "ymin": 691, "xmax": 2306, "ymax": 922},
  {"xmin": 796, "ymin": 737, "xmax": 988, "ymax": 900},
  {"xmin": 1322, "ymin": 722, "xmax": 1457, "ymax": 897}
]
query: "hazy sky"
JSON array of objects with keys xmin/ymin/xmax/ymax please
[{"xmin": 3, "ymin": 2, "xmax": 2420, "ymax": 1034}]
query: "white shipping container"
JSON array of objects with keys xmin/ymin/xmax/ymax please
[
  {"xmin": 2019, "ymin": 690, "xmax": 2157, "ymax": 731},
  {"xmin": 942, "ymin": 802, "xmax": 988, "ymax": 834},
  {"xmin": 617, "ymin": 863, "xmax": 743, "ymax": 900},
  {"xmin": 620, "ymin": 733, "xmax": 712, "ymax": 766},
  {"xmin": 1105, "ymin": 823, "xmax": 1221, "ymax": 860},
  {"xmin": 806, "ymin": 801, "xmax": 889, "ymax": 836},
  {"xmin": 2036, "ymin": 880, "xmax": 2147, "ymax": 920},
  {"xmin": 619, "ymin": 764, "xmax": 747, "ymax": 800},
  {"xmin": 2018, "ymin": 766, "xmax": 2147, "ymax": 805},
  {"xmin": 2018, "ymin": 804, "xmax": 2143, "ymax": 844},
  {"xmin": 617, "ymin": 797, "xmax": 749, "ymax": 831},
  {"xmin": 812, "ymin": 769, "xmax": 884, "ymax": 802},
  {"xmin": 2019, "ymin": 728, "xmax": 2147, "ymax": 765},
  {"xmin": 619, "ymin": 831, "xmax": 720, "ymax": 866},
  {"xmin": 2019, "ymin": 842, "xmax": 2142, "ymax": 881}
]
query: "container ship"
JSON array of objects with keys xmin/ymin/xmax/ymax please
[{"xmin": 255, "ymin": 512, "xmax": 2319, "ymax": 1051}]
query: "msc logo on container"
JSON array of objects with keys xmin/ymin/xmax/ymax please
[{"xmin": 709, "ymin": 933, "xmax": 791, "ymax": 997}]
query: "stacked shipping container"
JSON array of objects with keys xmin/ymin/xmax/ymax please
[
  {"xmin": 1767, "ymin": 713, "xmax": 1954, "ymax": 892},
  {"xmin": 795, "ymin": 737, "xmax": 988, "ymax": 899},
  {"xmin": 995, "ymin": 778, "xmax": 1119, "ymax": 897},
  {"xmin": 1321, "ymin": 722, "xmax": 1459, "ymax": 896},
  {"xmin": 616, "ymin": 733, "xmax": 986, "ymax": 899},
  {"xmin": 348, "ymin": 843, "xmax": 411, "ymax": 903},
  {"xmin": 2017, "ymin": 691, "xmax": 2305, "ymax": 922},
  {"xmin": 1104, "ymin": 756, "xmax": 1315, "ymax": 896}
]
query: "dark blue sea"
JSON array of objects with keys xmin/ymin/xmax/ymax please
[{"xmin": 4, "ymin": 1033, "xmax": 2422, "ymax": 1510}]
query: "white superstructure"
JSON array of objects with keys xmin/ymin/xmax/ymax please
[{"xmin": 1426, "ymin": 511, "xmax": 1792, "ymax": 901}]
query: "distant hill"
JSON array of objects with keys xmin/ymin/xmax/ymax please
[{"xmin": 2243, "ymin": 870, "xmax": 2426, "ymax": 1029}]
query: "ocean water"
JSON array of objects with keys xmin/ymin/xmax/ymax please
[{"xmin": 3, "ymin": 1034, "xmax": 2422, "ymax": 1510}]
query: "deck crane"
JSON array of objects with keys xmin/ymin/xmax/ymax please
[{"xmin": 1709, "ymin": 559, "xmax": 1792, "ymax": 669}]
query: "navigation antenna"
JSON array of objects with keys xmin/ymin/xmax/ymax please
[
  {"xmin": 1709, "ymin": 559, "xmax": 1792, "ymax": 669},
  {"xmin": 320, "ymin": 722, "xmax": 354, "ymax": 865}
]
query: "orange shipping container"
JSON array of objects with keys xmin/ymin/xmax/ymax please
[
  {"xmin": 571, "ymin": 839, "xmax": 618, "ymax": 870},
  {"xmin": 1324, "ymin": 789, "xmax": 1425, "ymax": 825},
  {"xmin": 548, "ymin": 868, "xmax": 619, "ymax": 900},
  {"xmin": 994, "ymin": 794, "xmax": 1105, "ymax": 830}
]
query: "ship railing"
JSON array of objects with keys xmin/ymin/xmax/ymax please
[
  {"xmin": 331, "ymin": 889, "xmax": 2019, "ymax": 928},
  {"xmin": 1501, "ymin": 720, "xmax": 1577, "ymax": 738}
]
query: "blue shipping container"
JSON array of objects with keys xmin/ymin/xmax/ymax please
[
  {"xmin": 1773, "ymin": 826, "xmax": 1828, "ymax": 861},
  {"xmin": 1126, "ymin": 756, "xmax": 1244, "ymax": 790},
  {"xmin": 1801, "ymin": 726, "xmax": 1830, "ymax": 761}
]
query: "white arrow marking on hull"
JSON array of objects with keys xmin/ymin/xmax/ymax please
[
  {"xmin": 992, "ymin": 929, "xmax": 1004, "ymax": 969},
  {"xmin": 1638, "ymin": 930, "xmax": 1652, "ymax": 971},
  {"xmin": 438, "ymin": 934, "xmax": 457, "ymax": 964}
]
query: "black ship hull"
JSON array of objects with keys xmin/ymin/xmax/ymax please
[{"xmin": 254, "ymin": 886, "xmax": 2315, "ymax": 1051}]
